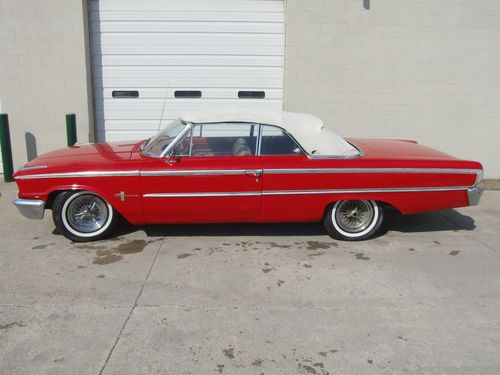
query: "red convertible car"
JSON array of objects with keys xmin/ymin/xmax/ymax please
[{"xmin": 13, "ymin": 109, "xmax": 483, "ymax": 242}]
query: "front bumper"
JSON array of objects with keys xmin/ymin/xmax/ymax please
[
  {"xmin": 12, "ymin": 198, "xmax": 45, "ymax": 219},
  {"xmin": 467, "ymin": 186, "xmax": 483, "ymax": 206}
]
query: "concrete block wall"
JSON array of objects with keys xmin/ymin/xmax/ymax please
[
  {"xmin": 0, "ymin": 0, "xmax": 91, "ymax": 171},
  {"xmin": 285, "ymin": 0, "xmax": 500, "ymax": 178}
]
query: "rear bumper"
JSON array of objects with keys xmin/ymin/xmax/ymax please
[
  {"xmin": 467, "ymin": 186, "xmax": 483, "ymax": 206},
  {"xmin": 12, "ymin": 198, "xmax": 45, "ymax": 219}
]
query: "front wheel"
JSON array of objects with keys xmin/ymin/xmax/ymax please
[
  {"xmin": 324, "ymin": 200, "xmax": 383, "ymax": 241},
  {"xmin": 52, "ymin": 191, "xmax": 117, "ymax": 242}
]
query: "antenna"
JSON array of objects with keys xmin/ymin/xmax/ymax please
[{"xmin": 157, "ymin": 89, "xmax": 168, "ymax": 134}]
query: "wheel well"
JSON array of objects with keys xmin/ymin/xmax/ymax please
[{"xmin": 46, "ymin": 190, "xmax": 74, "ymax": 209}]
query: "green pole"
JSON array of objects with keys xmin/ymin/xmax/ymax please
[
  {"xmin": 0, "ymin": 114, "xmax": 14, "ymax": 182},
  {"xmin": 66, "ymin": 114, "xmax": 77, "ymax": 146}
]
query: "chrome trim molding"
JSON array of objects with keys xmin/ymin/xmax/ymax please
[
  {"xmin": 261, "ymin": 186, "xmax": 470, "ymax": 196},
  {"xmin": 467, "ymin": 186, "xmax": 483, "ymax": 206},
  {"xmin": 141, "ymin": 169, "xmax": 254, "ymax": 177},
  {"xmin": 15, "ymin": 170, "xmax": 140, "ymax": 180},
  {"xmin": 18, "ymin": 165, "xmax": 47, "ymax": 171},
  {"xmin": 12, "ymin": 198, "xmax": 45, "ymax": 219},
  {"xmin": 144, "ymin": 191, "xmax": 261, "ymax": 198},
  {"xmin": 144, "ymin": 186, "xmax": 470, "ymax": 199},
  {"xmin": 264, "ymin": 168, "xmax": 481, "ymax": 175},
  {"xmin": 14, "ymin": 167, "xmax": 482, "ymax": 180},
  {"xmin": 141, "ymin": 168, "xmax": 481, "ymax": 178}
]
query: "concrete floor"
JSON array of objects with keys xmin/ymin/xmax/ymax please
[{"xmin": 0, "ymin": 181, "xmax": 499, "ymax": 375}]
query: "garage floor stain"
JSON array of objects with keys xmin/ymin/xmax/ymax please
[
  {"xmin": 306, "ymin": 241, "xmax": 337, "ymax": 250},
  {"xmin": 73, "ymin": 239, "xmax": 155, "ymax": 265}
]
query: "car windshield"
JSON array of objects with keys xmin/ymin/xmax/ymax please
[{"xmin": 141, "ymin": 118, "xmax": 186, "ymax": 156}]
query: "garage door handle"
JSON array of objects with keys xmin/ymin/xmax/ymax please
[{"xmin": 243, "ymin": 170, "xmax": 263, "ymax": 177}]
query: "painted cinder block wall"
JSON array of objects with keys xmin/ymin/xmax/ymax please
[
  {"xmin": 284, "ymin": 0, "xmax": 500, "ymax": 178},
  {"xmin": 0, "ymin": 0, "xmax": 92, "ymax": 171}
]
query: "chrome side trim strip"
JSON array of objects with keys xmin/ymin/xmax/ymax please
[
  {"xmin": 15, "ymin": 170, "xmax": 140, "ymax": 180},
  {"xmin": 18, "ymin": 165, "xmax": 48, "ymax": 171},
  {"xmin": 264, "ymin": 168, "xmax": 481, "ymax": 175},
  {"xmin": 141, "ymin": 169, "xmax": 251, "ymax": 177},
  {"xmin": 14, "ymin": 167, "xmax": 482, "ymax": 180},
  {"xmin": 144, "ymin": 191, "xmax": 261, "ymax": 198},
  {"xmin": 261, "ymin": 186, "xmax": 470, "ymax": 196},
  {"xmin": 143, "ymin": 186, "xmax": 470, "ymax": 198}
]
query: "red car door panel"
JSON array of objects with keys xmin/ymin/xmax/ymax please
[{"xmin": 141, "ymin": 156, "xmax": 262, "ymax": 223}]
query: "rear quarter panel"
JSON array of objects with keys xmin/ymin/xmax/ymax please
[{"xmin": 260, "ymin": 139, "xmax": 482, "ymax": 221}]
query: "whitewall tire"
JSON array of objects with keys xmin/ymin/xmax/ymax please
[
  {"xmin": 324, "ymin": 200, "xmax": 384, "ymax": 241},
  {"xmin": 52, "ymin": 191, "xmax": 117, "ymax": 242}
]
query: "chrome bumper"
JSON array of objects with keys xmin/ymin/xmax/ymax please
[
  {"xmin": 467, "ymin": 186, "xmax": 483, "ymax": 206},
  {"xmin": 12, "ymin": 198, "xmax": 45, "ymax": 219}
]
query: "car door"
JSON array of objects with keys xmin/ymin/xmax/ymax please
[
  {"xmin": 258, "ymin": 124, "xmax": 326, "ymax": 222},
  {"xmin": 141, "ymin": 122, "xmax": 262, "ymax": 223}
]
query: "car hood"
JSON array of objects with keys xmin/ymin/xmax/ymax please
[{"xmin": 16, "ymin": 141, "xmax": 143, "ymax": 172}]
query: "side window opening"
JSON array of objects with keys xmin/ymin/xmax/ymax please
[
  {"xmin": 190, "ymin": 123, "xmax": 259, "ymax": 157},
  {"xmin": 260, "ymin": 125, "xmax": 304, "ymax": 156}
]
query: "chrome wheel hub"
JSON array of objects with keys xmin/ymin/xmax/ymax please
[
  {"xmin": 66, "ymin": 195, "xmax": 108, "ymax": 233},
  {"xmin": 335, "ymin": 200, "xmax": 374, "ymax": 233}
]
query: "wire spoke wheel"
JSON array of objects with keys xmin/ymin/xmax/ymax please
[
  {"xmin": 66, "ymin": 194, "xmax": 109, "ymax": 233},
  {"xmin": 324, "ymin": 199, "xmax": 383, "ymax": 241},
  {"xmin": 335, "ymin": 200, "xmax": 374, "ymax": 234},
  {"xmin": 53, "ymin": 191, "xmax": 117, "ymax": 242}
]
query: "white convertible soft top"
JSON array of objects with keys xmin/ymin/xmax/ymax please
[{"xmin": 181, "ymin": 108, "xmax": 359, "ymax": 157}]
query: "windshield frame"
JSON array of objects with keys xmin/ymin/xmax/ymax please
[{"xmin": 140, "ymin": 119, "xmax": 192, "ymax": 158}]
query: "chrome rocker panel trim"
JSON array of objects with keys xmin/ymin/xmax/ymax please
[{"xmin": 13, "ymin": 198, "xmax": 45, "ymax": 219}]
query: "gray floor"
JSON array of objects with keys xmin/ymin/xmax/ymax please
[{"xmin": 1, "ymin": 181, "xmax": 499, "ymax": 375}]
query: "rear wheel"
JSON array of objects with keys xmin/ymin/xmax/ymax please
[
  {"xmin": 324, "ymin": 200, "xmax": 383, "ymax": 241},
  {"xmin": 52, "ymin": 191, "xmax": 117, "ymax": 242}
]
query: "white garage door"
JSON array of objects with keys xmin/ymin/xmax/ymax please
[{"xmin": 89, "ymin": 0, "xmax": 284, "ymax": 142}]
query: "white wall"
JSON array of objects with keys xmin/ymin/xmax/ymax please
[
  {"xmin": 0, "ymin": 0, "xmax": 92, "ymax": 171},
  {"xmin": 285, "ymin": 0, "xmax": 500, "ymax": 178}
]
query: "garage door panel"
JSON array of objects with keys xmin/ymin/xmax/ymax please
[
  {"xmin": 96, "ymin": 55, "xmax": 283, "ymax": 67},
  {"xmin": 95, "ymin": 88, "xmax": 283, "ymax": 99},
  {"xmin": 96, "ymin": 99, "xmax": 282, "ymax": 120},
  {"xmin": 101, "ymin": 120, "xmax": 175, "ymax": 132},
  {"xmin": 90, "ymin": 0, "xmax": 284, "ymax": 142},
  {"xmin": 91, "ymin": 10, "xmax": 283, "ymax": 23},
  {"xmin": 96, "ymin": 77, "xmax": 283, "ymax": 89},
  {"xmin": 93, "ymin": 44, "xmax": 282, "ymax": 56},
  {"xmin": 93, "ymin": 21, "xmax": 283, "ymax": 34},
  {"xmin": 95, "ymin": 66, "xmax": 282, "ymax": 79},
  {"xmin": 93, "ymin": 33, "xmax": 283, "ymax": 47},
  {"xmin": 90, "ymin": 0, "xmax": 283, "ymax": 13},
  {"xmin": 99, "ymin": 130, "xmax": 158, "ymax": 142}
]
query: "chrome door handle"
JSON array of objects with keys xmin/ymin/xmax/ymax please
[{"xmin": 243, "ymin": 170, "xmax": 263, "ymax": 177}]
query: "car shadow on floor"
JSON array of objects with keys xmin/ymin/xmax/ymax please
[
  {"xmin": 384, "ymin": 209, "xmax": 476, "ymax": 234},
  {"xmin": 108, "ymin": 209, "xmax": 476, "ymax": 239}
]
